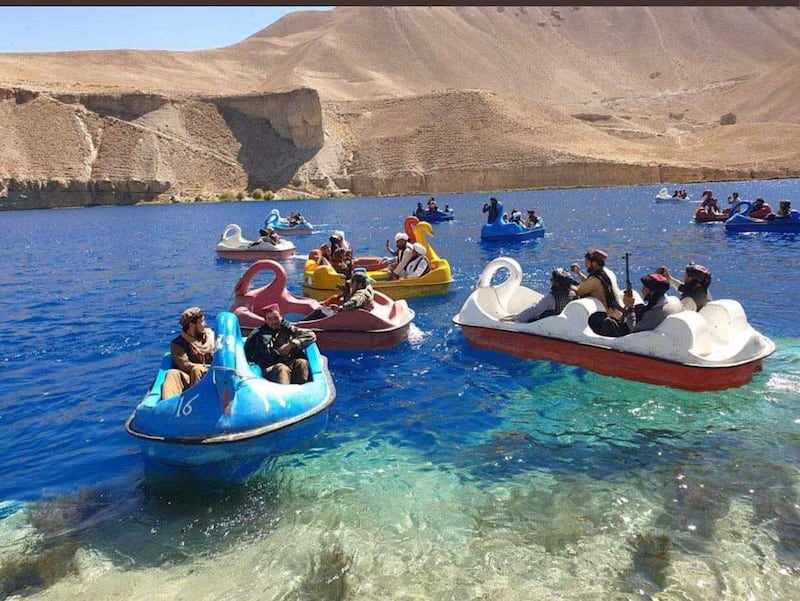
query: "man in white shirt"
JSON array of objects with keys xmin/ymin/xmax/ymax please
[{"xmin": 402, "ymin": 243, "xmax": 430, "ymax": 279}]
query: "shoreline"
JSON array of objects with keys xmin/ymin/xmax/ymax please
[{"xmin": 2, "ymin": 171, "xmax": 798, "ymax": 212}]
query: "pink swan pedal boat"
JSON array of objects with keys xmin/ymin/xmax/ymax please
[
  {"xmin": 453, "ymin": 257, "xmax": 776, "ymax": 392},
  {"xmin": 216, "ymin": 223, "xmax": 296, "ymax": 261},
  {"xmin": 231, "ymin": 259, "xmax": 416, "ymax": 350}
]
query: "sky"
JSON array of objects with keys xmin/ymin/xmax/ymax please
[{"xmin": 0, "ymin": 6, "xmax": 333, "ymax": 53}]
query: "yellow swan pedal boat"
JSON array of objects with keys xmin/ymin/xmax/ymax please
[{"xmin": 302, "ymin": 220, "xmax": 453, "ymax": 301}]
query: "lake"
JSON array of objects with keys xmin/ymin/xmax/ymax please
[{"xmin": 1, "ymin": 179, "xmax": 799, "ymax": 599}]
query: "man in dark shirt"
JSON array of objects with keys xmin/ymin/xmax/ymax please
[{"xmin": 245, "ymin": 304, "xmax": 316, "ymax": 384}]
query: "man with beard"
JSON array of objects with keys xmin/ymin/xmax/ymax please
[{"xmin": 160, "ymin": 306, "xmax": 215, "ymax": 400}]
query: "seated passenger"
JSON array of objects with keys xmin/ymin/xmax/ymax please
[
  {"xmin": 571, "ymin": 248, "xmax": 625, "ymax": 321},
  {"xmin": 382, "ymin": 232, "xmax": 415, "ymax": 280},
  {"xmin": 503, "ymin": 268, "xmax": 578, "ymax": 323},
  {"xmin": 402, "ymin": 243, "xmax": 430, "ymax": 279},
  {"xmin": 244, "ymin": 304, "xmax": 316, "ymax": 385},
  {"xmin": 773, "ymin": 200, "xmax": 792, "ymax": 219},
  {"xmin": 698, "ymin": 196, "xmax": 724, "ymax": 216},
  {"xmin": 658, "ymin": 263, "xmax": 713, "ymax": 311},
  {"xmin": 330, "ymin": 247, "xmax": 351, "ymax": 276},
  {"xmin": 328, "ymin": 272, "xmax": 374, "ymax": 313},
  {"xmin": 316, "ymin": 243, "xmax": 333, "ymax": 266},
  {"xmin": 256, "ymin": 226, "xmax": 279, "ymax": 246},
  {"xmin": 525, "ymin": 210, "xmax": 539, "ymax": 227},
  {"xmin": 727, "ymin": 192, "xmax": 740, "ymax": 205},
  {"xmin": 749, "ymin": 198, "xmax": 772, "ymax": 219},
  {"xmin": 619, "ymin": 273, "xmax": 683, "ymax": 335},
  {"xmin": 444, "ymin": 204, "xmax": 452, "ymax": 212},
  {"xmin": 161, "ymin": 307, "xmax": 215, "ymax": 400},
  {"xmin": 509, "ymin": 208, "xmax": 523, "ymax": 224},
  {"xmin": 329, "ymin": 230, "xmax": 351, "ymax": 252},
  {"xmin": 415, "ymin": 202, "xmax": 425, "ymax": 217}
]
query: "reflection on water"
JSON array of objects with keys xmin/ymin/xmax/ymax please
[{"xmin": 1, "ymin": 179, "xmax": 800, "ymax": 598}]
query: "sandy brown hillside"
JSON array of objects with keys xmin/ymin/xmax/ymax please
[{"xmin": 1, "ymin": 6, "xmax": 800, "ymax": 209}]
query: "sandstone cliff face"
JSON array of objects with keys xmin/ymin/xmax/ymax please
[
  {"xmin": 2, "ymin": 7, "xmax": 800, "ymax": 209},
  {"xmin": 0, "ymin": 87, "xmax": 325, "ymax": 209}
]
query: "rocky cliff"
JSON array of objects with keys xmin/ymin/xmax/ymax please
[
  {"xmin": 0, "ymin": 86, "xmax": 325, "ymax": 210},
  {"xmin": 2, "ymin": 6, "xmax": 800, "ymax": 210}
]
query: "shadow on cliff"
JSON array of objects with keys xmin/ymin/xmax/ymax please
[{"xmin": 216, "ymin": 106, "xmax": 317, "ymax": 192}]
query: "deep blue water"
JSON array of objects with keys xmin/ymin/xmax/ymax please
[{"xmin": 1, "ymin": 180, "xmax": 800, "ymax": 598}]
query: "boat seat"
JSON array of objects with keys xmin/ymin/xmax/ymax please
[
  {"xmin": 653, "ymin": 311, "xmax": 713, "ymax": 357},
  {"xmin": 562, "ymin": 298, "xmax": 605, "ymax": 331},
  {"xmin": 699, "ymin": 300, "xmax": 748, "ymax": 345}
]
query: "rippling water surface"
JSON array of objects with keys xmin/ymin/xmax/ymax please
[{"xmin": 1, "ymin": 180, "xmax": 799, "ymax": 599}]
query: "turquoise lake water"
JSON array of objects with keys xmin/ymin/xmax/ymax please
[{"xmin": 1, "ymin": 180, "xmax": 799, "ymax": 599}]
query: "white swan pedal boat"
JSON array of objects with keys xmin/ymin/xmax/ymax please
[
  {"xmin": 452, "ymin": 257, "xmax": 775, "ymax": 391},
  {"xmin": 655, "ymin": 187, "xmax": 690, "ymax": 202},
  {"xmin": 216, "ymin": 223, "xmax": 296, "ymax": 261}
]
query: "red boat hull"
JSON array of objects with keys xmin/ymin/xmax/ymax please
[
  {"xmin": 460, "ymin": 325, "xmax": 764, "ymax": 391},
  {"xmin": 216, "ymin": 248, "xmax": 296, "ymax": 261},
  {"xmin": 694, "ymin": 212, "xmax": 728, "ymax": 223}
]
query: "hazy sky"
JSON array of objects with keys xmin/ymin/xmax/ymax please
[{"xmin": 0, "ymin": 6, "xmax": 333, "ymax": 53}]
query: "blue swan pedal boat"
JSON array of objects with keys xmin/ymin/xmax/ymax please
[
  {"xmin": 480, "ymin": 199, "xmax": 545, "ymax": 240},
  {"xmin": 125, "ymin": 311, "xmax": 336, "ymax": 482},
  {"xmin": 725, "ymin": 200, "xmax": 800, "ymax": 233},
  {"xmin": 265, "ymin": 208, "xmax": 314, "ymax": 235},
  {"xmin": 415, "ymin": 208, "xmax": 454, "ymax": 223}
]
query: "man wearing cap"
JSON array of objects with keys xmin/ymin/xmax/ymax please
[
  {"xmin": 244, "ymin": 304, "xmax": 316, "ymax": 385},
  {"xmin": 503, "ymin": 268, "xmax": 578, "ymax": 323},
  {"xmin": 316, "ymin": 243, "xmax": 333, "ymax": 266},
  {"xmin": 383, "ymin": 232, "xmax": 415, "ymax": 279},
  {"xmin": 614, "ymin": 272, "xmax": 683, "ymax": 335},
  {"xmin": 329, "ymin": 230, "xmax": 351, "ymax": 253},
  {"xmin": 160, "ymin": 306, "xmax": 216, "ymax": 400},
  {"xmin": 401, "ymin": 243, "xmax": 430, "ymax": 279},
  {"xmin": 658, "ymin": 263, "xmax": 713, "ymax": 311},
  {"xmin": 330, "ymin": 272, "xmax": 375, "ymax": 313},
  {"xmin": 571, "ymin": 248, "xmax": 625, "ymax": 322}
]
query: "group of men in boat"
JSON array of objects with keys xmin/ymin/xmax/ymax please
[
  {"xmin": 160, "ymin": 303, "xmax": 320, "ymax": 398},
  {"xmin": 745, "ymin": 198, "xmax": 794, "ymax": 220},
  {"xmin": 156, "ymin": 225, "xmax": 430, "ymax": 397},
  {"xmin": 700, "ymin": 191, "xmax": 794, "ymax": 221},
  {"xmin": 482, "ymin": 197, "xmax": 539, "ymax": 227},
  {"xmin": 312, "ymin": 229, "xmax": 431, "ymax": 282},
  {"xmin": 414, "ymin": 197, "xmax": 452, "ymax": 216},
  {"xmin": 504, "ymin": 247, "xmax": 713, "ymax": 338}
]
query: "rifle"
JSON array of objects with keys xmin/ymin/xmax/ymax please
[{"xmin": 623, "ymin": 252, "xmax": 632, "ymax": 293}]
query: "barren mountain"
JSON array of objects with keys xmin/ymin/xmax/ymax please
[{"xmin": 1, "ymin": 6, "xmax": 799, "ymax": 209}]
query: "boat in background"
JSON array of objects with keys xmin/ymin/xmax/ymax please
[
  {"xmin": 216, "ymin": 223, "xmax": 296, "ymax": 261},
  {"xmin": 125, "ymin": 311, "xmax": 335, "ymax": 482},
  {"xmin": 480, "ymin": 198, "xmax": 545, "ymax": 240},
  {"xmin": 264, "ymin": 208, "xmax": 314, "ymax": 235},
  {"xmin": 725, "ymin": 200, "xmax": 800, "ymax": 233},
  {"xmin": 655, "ymin": 187, "xmax": 691, "ymax": 202},
  {"xmin": 231, "ymin": 259, "xmax": 416, "ymax": 350},
  {"xmin": 453, "ymin": 257, "xmax": 775, "ymax": 391},
  {"xmin": 302, "ymin": 218, "xmax": 453, "ymax": 300},
  {"xmin": 693, "ymin": 191, "xmax": 729, "ymax": 223},
  {"xmin": 416, "ymin": 208, "xmax": 454, "ymax": 223}
]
